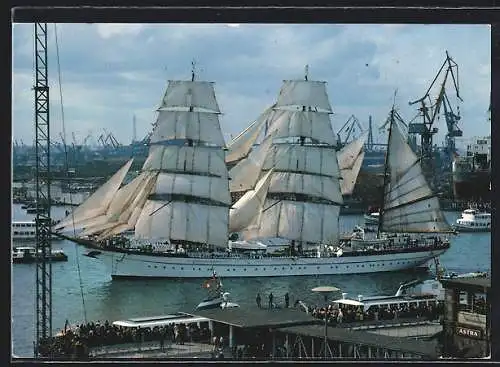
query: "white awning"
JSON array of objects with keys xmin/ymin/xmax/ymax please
[{"xmin": 332, "ymin": 299, "xmax": 364, "ymax": 306}]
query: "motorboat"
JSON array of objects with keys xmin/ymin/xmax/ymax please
[{"xmin": 195, "ymin": 272, "xmax": 240, "ymax": 310}]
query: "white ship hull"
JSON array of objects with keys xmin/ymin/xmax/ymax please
[{"xmin": 92, "ymin": 247, "xmax": 447, "ymax": 279}]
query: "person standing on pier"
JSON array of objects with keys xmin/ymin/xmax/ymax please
[
  {"xmin": 269, "ymin": 292, "xmax": 274, "ymax": 309},
  {"xmin": 256, "ymin": 293, "xmax": 262, "ymax": 308},
  {"xmin": 285, "ymin": 293, "xmax": 289, "ymax": 308}
]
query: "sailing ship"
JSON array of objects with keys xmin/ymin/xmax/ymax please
[
  {"xmin": 350, "ymin": 105, "xmax": 455, "ymax": 248},
  {"xmin": 55, "ymin": 68, "xmax": 450, "ymax": 279}
]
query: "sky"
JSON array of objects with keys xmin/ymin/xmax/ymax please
[{"xmin": 12, "ymin": 23, "xmax": 491, "ymax": 151}]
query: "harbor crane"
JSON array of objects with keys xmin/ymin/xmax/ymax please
[
  {"xmin": 336, "ymin": 115, "xmax": 363, "ymax": 148},
  {"xmin": 408, "ymin": 50, "xmax": 462, "ymax": 188},
  {"xmin": 33, "ymin": 22, "xmax": 53, "ymax": 357}
]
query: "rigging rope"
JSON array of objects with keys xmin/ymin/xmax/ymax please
[{"xmin": 54, "ymin": 23, "xmax": 87, "ymax": 323}]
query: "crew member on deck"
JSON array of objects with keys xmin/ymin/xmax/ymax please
[
  {"xmin": 269, "ymin": 293, "xmax": 274, "ymax": 309},
  {"xmin": 285, "ymin": 292, "xmax": 290, "ymax": 308},
  {"xmin": 256, "ymin": 293, "xmax": 262, "ymax": 308}
]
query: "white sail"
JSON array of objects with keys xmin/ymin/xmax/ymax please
[
  {"xmin": 79, "ymin": 221, "xmax": 121, "ymax": 238},
  {"xmin": 76, "ymin": 172, "xmax": 150, "ymax": 237},
  {"xmin": 380, "ymin": 119, "xmax": 451, "ymax": 233},
  {"xmin": 242, "ymin": 200, "xmax": 340, "ymax": 244},
  {"xmin": 229, "ymin": 136, "xmax": 273, "ymax": 193},
  {"xmin": 229, "ymin": 170, "xmax": 274, "ymax": 233},
  {"xmin": 337, "ymin": 131, "xmax": 368, "ymax": 170},
  {"xmin": 143, "ymin": 145, "xmax": 228, "ymax": 178},
  {"xmin": 267, "ymin": 171, "xmax": 343, "ymax": 203},
  {"xmin": 154, "ymin": 173, "xmax": 231, "ymax": 205},
  {"xmin": 135, "ymin": 200, "xmax": 228, "ymax": 246},
  {"xmin": 64, "ymin": 215, "xmax": 109, "ymax": 233},
  {"xmin": 261, "ymin": 144, "xmax": 340, "ymax": 177},
  {"xmin": 116, "ymin": 172, "xmax": 158, "ymax": 224},
  {"xmin": 340, "ymin": 151, "xmax": 365, "ymax": 196},
  {"xmin": 130, "ymin": 76, "xmax": 230, "ymax": 245},
  {"xmin": 160, "ymin": 80, "xmax": 220, "ymax": 113},
  {"xmin": 267, "ymin": 110, "xmax": 336, "ymax": 145},
  {"xmin": 237, "ymin": 74, "xmax": 343, "ymax": 245},
  {"xmin": 150, "ymin": 111, "xmax": 225, "ymax": 146},
  {"xmin": 54, "ymin": 159, "xmax": 133, "ymax": 230},
  {"xmin": 276, "ymin": 80, "xmax": 333, "ymax": 113},
  {"xmin": 225, "ymin": 105, "xmax": 275, "ymax": 163}
]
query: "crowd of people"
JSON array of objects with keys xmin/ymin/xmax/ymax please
[
  {"xmin": 37, "ymin": 320, "xmax": 211, "ymax": 359},
  {"xmin": 305, "ymin": 300, "xmax": 444, "ymax": 326}
]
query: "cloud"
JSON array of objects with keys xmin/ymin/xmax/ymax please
[
  {"xmin": 96, "ymin": 24, "xmax": 145, "ymax": 39},
  {"xmin": 12, "ymin": 23, "xmax": 490, "ymax": 150}
]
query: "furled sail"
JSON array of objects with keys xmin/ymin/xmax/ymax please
[
  {"xmin": 229, "ymin": 170, "xmax": 274, "ymax": 233},
  {"xmin": 379, "ymin": 115, "xmax": 452, "ymax": 233},
  {"xmin": 133, "ymin": 78, "xmax": 231, "ymax": 247},
  {"xmin": 225, "ymin": 105, "xmax": 275, "ymax": 164},
  {"xmin": 239, "ymin": 73, "xmax": 343, "ymax": 245},
  {"xmin": 54, "ymin": 159, "xmax": 133, "ymax": 231}
]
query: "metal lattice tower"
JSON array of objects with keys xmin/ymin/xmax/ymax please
[{"xmin": 33, "ymin": 22, "xmax": 52, "ymax": 354}]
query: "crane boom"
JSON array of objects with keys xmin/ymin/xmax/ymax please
[{"xmin": 408, "ymin": 51, "xmax": 462, "ymax": 188}]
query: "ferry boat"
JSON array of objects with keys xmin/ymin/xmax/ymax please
[
  {"xmin": 12, "ymin": 246, "xmax": 68, "ymax": 264},
  {"xmin": 54, "ymin": 68, "xmax": 451, "ymax": 279},
  {"xmin": 454, "ymin": 208, "xmax": 491, "ymax": 232},
  {"xmin": 12, "ymin": 221, "xmax": 62, "ymax": 241},
  {"xmin": 332, "ymin": 268, "xmax": 488, "ymax": 313},
  {"xmin": 332, "ymin": 278, "xmax": 446, "ymax": 313},
  {"xmin": 12, "ymin": 221, "xmax": 38, "ymax": 240}
]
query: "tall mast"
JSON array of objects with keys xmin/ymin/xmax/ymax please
[
  {"xmin": 191, "ymin": 59, "xmax": 196, "ymax": 82},
  {"xmin": 188, "ymin": 60, "xmax": 196, "ymax": 146},
  {"xmin": 377, "ymin": 102, "xmax": 395, "ymax": 237},
  {"xmin": 300, "ymin": 64, "xmax": 309, "ymax": 145}
]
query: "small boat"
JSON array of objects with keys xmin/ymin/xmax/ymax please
[
  {"xmin": 26, "ymin": 207, "xmax": 45, "ymax": 214},
  {"xmin": 12, "ymin": 246, "xmax": 68, "ymax": 264},
  {"xmin": 195, "ymin": 272, "xmax": 240, "ymax": 311},
  {"xmin": 454, "ymin": 208, "xmax": 491, "ymax": 232}
]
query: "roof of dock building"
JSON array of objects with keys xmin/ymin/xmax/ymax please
[
  {"xmin": 441, "ymin": 276, "xmax": 491, "ymax": 290},
  {"xmin": 277, "ymin": 325, "xmax": 439, "ymax": 358},
  {"xmin": 183, "ymin": 308, "xmax": 321, "ymax": 328},
  {"xmin": 184, "ymin": 308, "xmax": 439, "ymax": 359}
]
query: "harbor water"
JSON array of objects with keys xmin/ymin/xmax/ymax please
[{"xmin": 11, "ymin": 204, "xmax": 491, "ymax": 357}]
